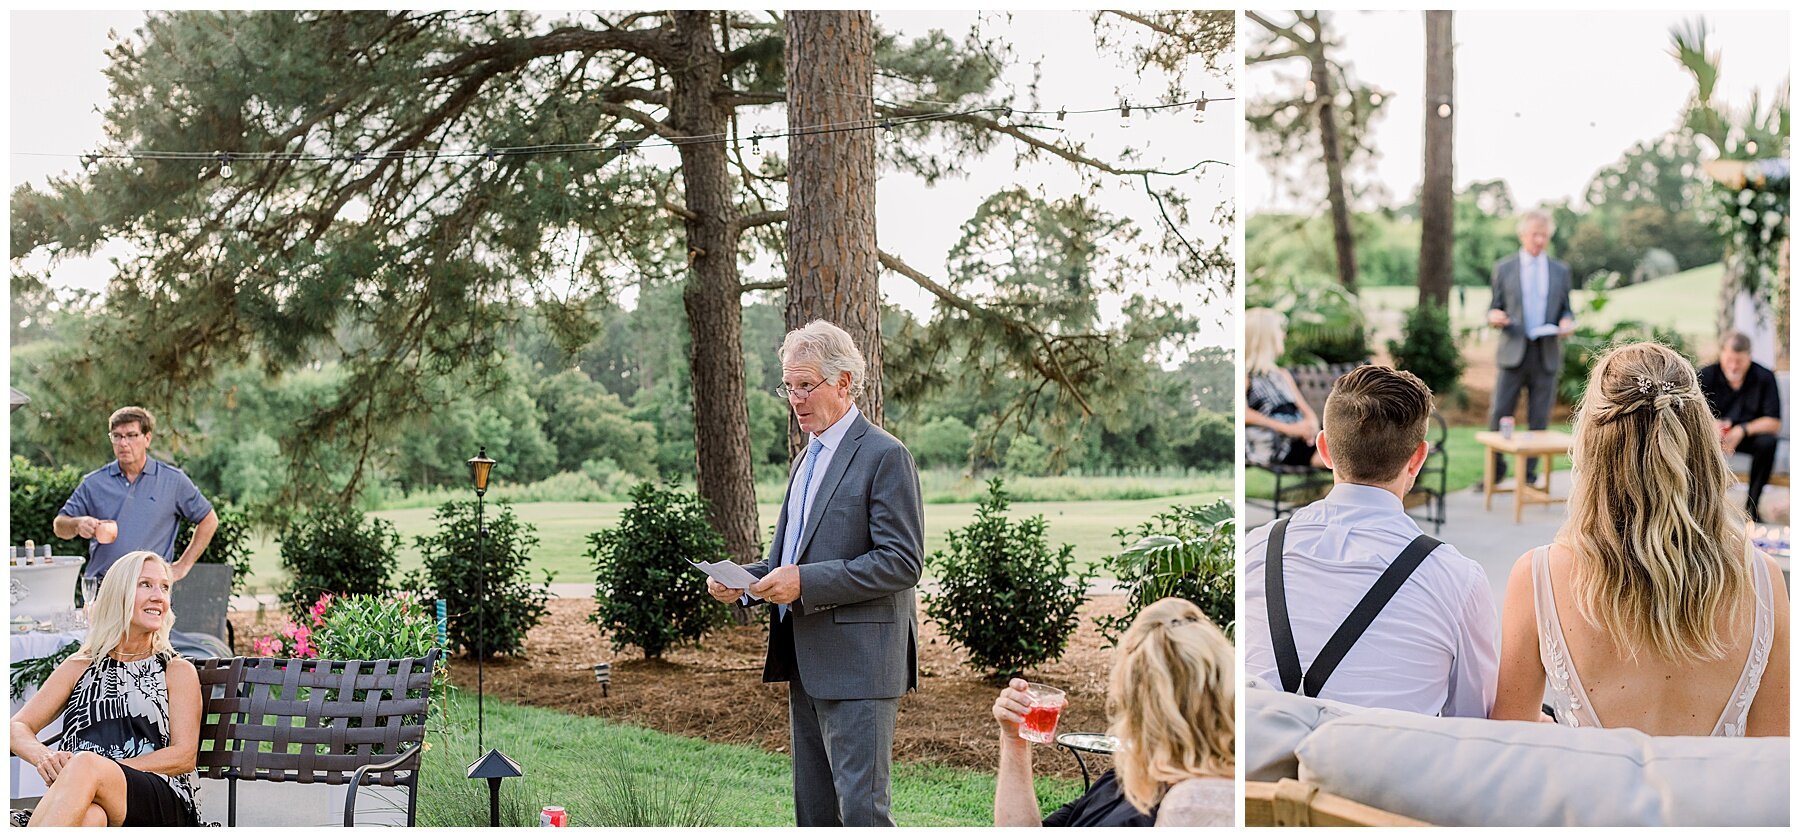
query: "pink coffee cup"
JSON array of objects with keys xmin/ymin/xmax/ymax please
[{"xmin": 95, "ymin": 520, "xmax": 118, "ymax": 545}]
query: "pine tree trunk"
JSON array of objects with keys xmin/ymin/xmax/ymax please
[
  {"xmin": 1312, "ymin": 42, "xmax": 1359, "ymax": 295},
  {"xmin": 1418, "ymin": 11, "xmax": 1455, "ymax": 308},
  {"xmin": 784, "ymin": 10, "xmax": 884, "ymax": 458},
  {"xmin": 669, "ymin": 11, "xmax": 761, "ymax": 565}
]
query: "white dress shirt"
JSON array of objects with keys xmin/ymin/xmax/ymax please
[
  {"xmin": 779, "ymin": 404, "xmax": 861, "ymax": 568},
  {"xmin": 1520, "ymin": 249, "xmax": 1548, "ymax": 331},
  {"xmin": 1243, "ymin": 483, "xmax": 1500, "ymax": 718}
]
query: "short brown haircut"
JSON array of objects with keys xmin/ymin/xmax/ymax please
[
  {"xmin": 1720, "ymin": 330, "xmax": 1752, "ymax": 353},
  {"xmin": 1322, "ymin": 365, "xmax": 1432, "ymax": 484},
  {"xmin": 108, "ymin": 406, "xmax": 155, "ymax": 436}
]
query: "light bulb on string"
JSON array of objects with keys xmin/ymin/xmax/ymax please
[
  {"xmin": 997, "ymin": 107, "xmax": 1011, "ymax": 127},
  {"xmin": 217, "ymin": 153, "xmax": 234, "ymax": 179},
  {"xmin": 1436, "ymin": 103, "xmax": 1452, "ymax": 118},
  {"xmin": 1118, "ymin": 102, "xmax": 1131, "ymax": 129},
  {"xmin": 351, "ymin": 153, "xmax": 368, "ymax": 179},
  {"xmin": 81, "ymin": 154, "xmax": 100, "ymax": 175},
  {"xmin": 1193, "ymin": 96, "xmax": 1209, "ymax": 124},
  {"xmin": 483, "ymin": 150, "xmax": 499, "ymax": 176},
  {"xmin": 1056, "ymin": 107, "xmax": 1067, "ymax": 122},
  {"xmin": 750, "ymin": 134, "xmax": 762, "ymax": 157}
]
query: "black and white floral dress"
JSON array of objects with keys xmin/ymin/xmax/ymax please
[{"xmin": 61, "ymin": 652, "xmax": 200, "ymax": 823}]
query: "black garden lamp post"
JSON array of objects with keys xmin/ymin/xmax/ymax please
[{"xmin": 462, "ymin": 447, "xmax": 521, "ymax": 826}]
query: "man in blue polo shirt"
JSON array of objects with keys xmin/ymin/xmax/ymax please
[{"xmin": 52, "ymin": 406, "xmax": 218, "ymax": 581}]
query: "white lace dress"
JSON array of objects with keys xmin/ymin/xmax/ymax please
[{"xmin": 1532, "ymin": 543, "xmax": 1775, "ymax": 735}]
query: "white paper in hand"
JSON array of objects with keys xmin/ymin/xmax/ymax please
[
  {"xmin": 1528, "ymin": 323, "xmax": 1562, "ymax": 339},
  {"xmin": 690, "ymin": 559, "xmax": 764, "ymax": 600}
]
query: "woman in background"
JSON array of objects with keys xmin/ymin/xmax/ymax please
[
  {"xmin": 992, "ymin": 597, "xmax": 1235, "ymax": 826},
  {"xmin": 1244, "ymin": 307, "xmax": 1327, "ymax": 470},
  {"xmin": 10, "ymin": 551, "xmax": 201, "ymax": 827},
  {"xmin": 1492, "ymin": 342, "xmax": 1788, "ymax": 736}
]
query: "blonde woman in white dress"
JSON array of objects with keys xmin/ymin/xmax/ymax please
[{"xmin": 1491, "ymin": 342, "xmax": 1788, "ymax": 736}]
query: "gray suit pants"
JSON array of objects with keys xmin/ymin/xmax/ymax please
[
  {"xmin": 1490, "ymin": 340, "xmax": 1558, "ymax": 480},
  {"xmin": 781, "ymin": 626, "xmax": 899, "ymax": 826}
]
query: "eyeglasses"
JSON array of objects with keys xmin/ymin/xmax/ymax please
[
  {"xmin": 108, "ymin": 432, "xmax": 145, "ymax": 443},
  {"xmin": 775, "ymin": 380, "xmax": 835, "ymax": 400}
]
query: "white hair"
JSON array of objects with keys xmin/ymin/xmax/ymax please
[
  {"xmin": 1517, "ymin": 208, "xmax": 1556, "ymax": 235},
  {"xmin": 780, "ymin": 320, "xmax": 867, "ymax": 399}
]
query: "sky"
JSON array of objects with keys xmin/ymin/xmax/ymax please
[
  {"xmin": 8, "ymin": 10, "xmax": 1236, "ymax": 349},
  {"xmin": 1245, "ymin": 10, "xmax": 1790, "ymax": 214}
]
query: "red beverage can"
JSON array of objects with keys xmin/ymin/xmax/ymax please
[{"xmin": 540, "ymin": 806, "xmax": 567, "ymax": 827}]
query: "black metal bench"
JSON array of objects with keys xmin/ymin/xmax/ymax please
[{"xmin": 194, "ymin": 651, "xmax": 439, "ymax": 826}]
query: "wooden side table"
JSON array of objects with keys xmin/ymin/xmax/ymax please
[{"xmin": 1474, "ymin": 430, "xmax": 1575, "ymax": 523}]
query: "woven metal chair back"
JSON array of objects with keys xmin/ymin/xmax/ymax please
[{"xmin": 193, "ymin": 650, "xmax": 439, "ymax": 787}]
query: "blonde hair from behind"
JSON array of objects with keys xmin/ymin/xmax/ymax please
[
  {"xmin": 1106, "ymin": 597, "xmax": 1234, "ymax": 815},
  {"xmin": 1559, "ymin": 341, "xmax": 1750, "ymax": 663},
  {"xmin": 1244, "ymin": 308, "xmax": 1287, "ymax": 377},
  {"xmin": 76, "ymin": 551, "xmax": 177, "ymax": 662}
]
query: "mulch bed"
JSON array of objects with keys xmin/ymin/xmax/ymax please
[{"xmin": 230, "ymin": 595, "xmax": 1127, "ymax": 780}]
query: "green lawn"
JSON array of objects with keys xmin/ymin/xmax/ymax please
[
  {"xmin": 1358, "ymin": 262, "xmax": 1723, "ymax": 347},
  {"xmin": 1247, "ymin": 423, "xmax": 1573, "ymax": 500},
  {"xmin": 242, "ymin": 493, "xmax": 1225, "ymax": 593},
  {"xmin": 417, "ymin": 692, "xmax": 1082, "ymax": 827}
]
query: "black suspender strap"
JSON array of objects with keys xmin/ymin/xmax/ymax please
[
  {"xmin": 1265, "ymin": 517, "xmax": 1442, "ymax": 698},
  {"xmin": 1264, "ymin": 518, "xmax": 1304, "ymax": 695}
]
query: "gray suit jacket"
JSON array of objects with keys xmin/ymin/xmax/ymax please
[
  {"xmin": 1489, "ymin": 253, "xmax": 1574, "ymax": 373},
  {"xmin": 746, "ymin": 415, "xmax": 924, "ymax": 701}
]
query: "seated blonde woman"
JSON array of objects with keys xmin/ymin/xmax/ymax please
[
  {"xmin": 1492, "ymin": 342, "xmax": 1789, "ymax": 736},
  {"xmin": 1244, "ymin": 308, "xmax": 1328, "ymax": 470},
  {"xmin": 10, "ymin": 551, "xmax": 201, "ymax": 827},
  {"xmin": 992, "ymin": 597, "xmax": 1234, "ymax": 826}
]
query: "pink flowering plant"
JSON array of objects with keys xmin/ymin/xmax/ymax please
[{"xmin": 248, "ymin": 593, "xmax": 327, "ymax": 658}]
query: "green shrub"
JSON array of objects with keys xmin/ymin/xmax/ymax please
[
  {"xmin": 312, "ymin": 591, "xmax": 449, "ymax": 724},
  {"xmin": 277, "ymin": 506, "xmax": 400, "ymax": 617},
  {"xmin": 414, "ymin": 500, "xmax": 550, "ymax": 659},
  {"xmin": 908, "ymin": 416, "xmax": 976, "ymax": 469},
  {"xmin": 1386, "ymin": 302, "xmax": 1465, "ymax": 397},
  {"xmin": 1003, "ymin": 435, "xmax": 1051, "ymax": 477},
  {"xmin": 174, "ymin": 502, "xmax": 255, "ymax": 593},
  {"xmin": 1181, "ymin": 412, "xmax": 1237, "ymax": 469},
  {"xmin": 1095, "ymin": 500, "xmax": 1237, "ymax": 645},
  {"xmin": 587, "ymin": 483, "xmax": 731, "ymax": 659},
  {"xmin": 925, "ymin": 479, "xmax": 1095, "ymax": 679},
  {"xmin": 8, "ymin": 456, "xmax": 86, "ymax": 557}
]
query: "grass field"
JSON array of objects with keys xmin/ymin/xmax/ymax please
[
  {"xmin": 1358, "ymin": 263, "xmax": 1723, "ymax": 347},
  {"xmin": 1247, "ymin": 423, "xmax": 1573, "ymax": 500},
  {"xmin": 241, "ymin": 491, "xmax": 1226, "ymax": 593},
  {"xmin": 416, "ymin": 692, "xmax": 1082, "ymax": 827}
]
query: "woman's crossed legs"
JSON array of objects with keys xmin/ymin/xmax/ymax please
[{"xmin": 28, "ymin": 752, "xmax": 128, "ymax": 827}]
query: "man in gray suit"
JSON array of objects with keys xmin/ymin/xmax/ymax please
[
  {"xmin": 707, "ymin": 319, "xmax": 924, "ymax": 827},
  {"xmin": 1486, "ymin": 209, "xmax": 1575, "ymax": 486}
]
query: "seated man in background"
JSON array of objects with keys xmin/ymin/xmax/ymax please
[
  {"xmin": 1698, "ymin": 330, "xmax": 1783, "ymax": 522},
  {"xmin": 1242, "ymin": 365, "xmax": 1499, "ymax": 718}
]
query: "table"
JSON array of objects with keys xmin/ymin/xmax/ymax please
[
  {"xmin": 1054, "ymin": 732, "xmax": 1119, "ymax": 790},
  {"xmin": 1475, "ymin": 430, "xmax": 1575, "ymax": 523},
  {"xmin": 9, "ymin": 629, "xmax": 84, "ymax": 800}
]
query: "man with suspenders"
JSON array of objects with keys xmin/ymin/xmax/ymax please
[{"xmin": 1243, "ymin": 366, "xmax": 1500, "ymax": 717}]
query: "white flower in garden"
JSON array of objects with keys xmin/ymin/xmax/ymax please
[
  {"xmin": 1764, "ymin": 211, "xmax": 1782, "ymax": 228},
  {"xmin": 1740, "ymin": 207, "xmax": 1759, "ymax": 224},
  {"xmin": 1739, "ymin": 189, "xmax": 1756, "ymax": 206}
]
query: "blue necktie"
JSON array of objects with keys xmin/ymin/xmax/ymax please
[{"xmin": 778, "ymin": 439, "xmax": 825, "ymax": 621}]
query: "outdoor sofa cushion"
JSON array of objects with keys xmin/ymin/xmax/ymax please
[
  {"xmin": 1295, "ymin": 709, "xmax": 1790, "ymax": 826},
  {"xmin": 1241, "ymin": 680, "xmax": 1359, "ymax": 781}
]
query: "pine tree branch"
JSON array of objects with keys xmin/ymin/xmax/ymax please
[{"xmin": 877, "ymin": 250, "xmax": 1095, "ymax": 416}]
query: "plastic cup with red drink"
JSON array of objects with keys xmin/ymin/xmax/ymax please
[{"xmin": 1017, "ymin": 682, "xmax": 1067, "ymax": 744}]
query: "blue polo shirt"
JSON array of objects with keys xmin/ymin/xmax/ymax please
[{"xmin": 59, "ymin": 457, "xmax": 214, "ymax": 578}]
